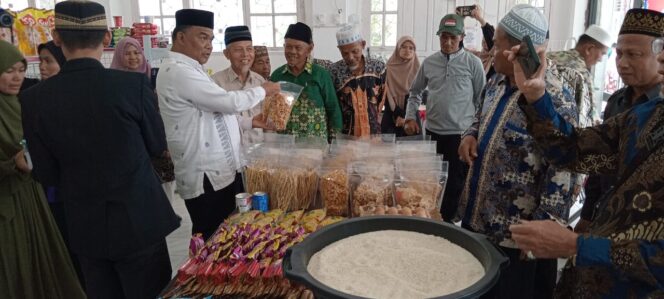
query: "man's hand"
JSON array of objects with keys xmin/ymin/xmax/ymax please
[
  {"xmin": 403, "ymin": 119, "xmax": 420, "ymax": 135},
  {"xmin": 458, "ymin": 135, "xmax": 478, "ymax": 165},
  {"xmin": 471, "ymin": 5, "xmax": 486, "ymax": 26},
  {"xmin": 504, "ymin": 44, "xmax": 547, "ymax": 103},
  {"xmin": 510, "ymin": 220, "xmax": 578, "ymax": 259},
  {"xmin": 395, "ymin": 116, "xmax": 405, "ymax": 128},
  {"xmin": 251, "ymin": 113, "xmax": 275, "ymax": 130},
  {"xmin": 261, "ymin": 82, "xmax": 281, "ymax": 97},
  {"xmin": 14, "ymin": 150, "xmax": 30, "ymax": 173}
]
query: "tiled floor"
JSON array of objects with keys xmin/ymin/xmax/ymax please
[{"xmin": 165, "ymin": 195, "xmax": 192, "ymax": 276}]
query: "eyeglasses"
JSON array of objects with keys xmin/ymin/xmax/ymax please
[{"xmin": 652, "ymin": 37, "xmax": 664, "ymax": 55}]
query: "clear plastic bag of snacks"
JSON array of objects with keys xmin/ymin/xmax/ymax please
[
  {"xmin": 263, "ymin": 82, "xmax": 304, "ymax": 131},
  {"xmin": 317, "ymin": 166, "xmax": 349, "ymax": 217},
  {"xmin": 348, "ymin": 161, "xmax": 395, "ymax": 217}
]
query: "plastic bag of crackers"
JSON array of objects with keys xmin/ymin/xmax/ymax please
[{"xmin": 263, "ymin": 81, "xmax": 304, "ymax": 131}]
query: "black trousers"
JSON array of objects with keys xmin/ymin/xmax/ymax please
[
  {"xmin": 481, "ymin": 246, "xmax": 557, "ymax": 299},
  {"xmin": 48, "ymin": 200, "xmax": 85, "ymax": 288},
  {"xmin": 78, "ymin": 240, "xmax": 171, "ymax": 299},
  {"xmin": 184, "ymin": 173, "xmax": 244, "ymax": 240},
  {"xmin": 426, "ymin": 131, "xmax": 468, "ymax": 222}
]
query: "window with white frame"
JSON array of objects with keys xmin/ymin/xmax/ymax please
[
  {"xmin": 249, "ymin": 0, "xmax": 298, "ymax": 48},
  {"xmin": 193, "ymin": 0, "xmax": 243, "ymax": 51},
  {"xmin": 136, "ymin": 0, "xmax": 300, "ymax": 50},
  {"xmin": 139, "ymin": 0, "xmax": 183, "ymax": 37},
  {"xmin": 369, "ymin": 0, "xmax": 398, "ymax": 48}
]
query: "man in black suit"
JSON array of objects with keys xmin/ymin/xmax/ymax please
[{"xmin": 20, "ymin": 1, "xmax": 180, "ymax": 298}]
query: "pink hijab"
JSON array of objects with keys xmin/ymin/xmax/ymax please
[{"xmin": 110, "ymin": 37, "xmax": 151, "ymax": 79}]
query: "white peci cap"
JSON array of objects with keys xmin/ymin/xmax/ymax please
[{"xmin": 584, "ymin": 25, "xmax": 613, "ymax": 48}]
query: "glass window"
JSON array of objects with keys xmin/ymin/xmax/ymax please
[
  {"xmin": 250, "ymin": 0, "xmax": 272, "ymax": 14},
  {"xmin": 136, "ymin": 0, "xmax": 299, "ymax": 50},
  {"xmin": 161, "ymin": 0, "xmax": 183, "ymax": 16},
  {"xmin": 251, "ymin": 16, "xmax": 273, "ymax": 47},
  {"xmin": 385, "ymin": 0, "xmax": 398, "ymax": 11},
  {"xmin": 193, "ymin": 0, "xmax": 244, "ymax": 51},
  {"xmin": 384, "ymin": 14, "xmax": 397, "ymax": 47},
  {"xmin": 597, "ymin": 0, "xmax": 634, "ymax": 95},
  {"xmin": 274, "ymin": 0, "xmax": 296, "ymax": 14},
  {"xmin": 139, "ymin": 0, "xmax": 184, "ymax": 38},
  {"xmin": 371, "ymin": 0, "xmax": 383, "ymax": 12},
  {"xmin": 370, "ymin": 14, "xmax": 383, "ymax": 47},
  {"xmin": 139, "ymin": 0, "xmax": 161, "ymax": 17},
  {"xmin": 248, "ymin": 0, "xmax": 299, "ymax": 48},
  {"xmin": 370, "ymin": 0, "xmax": 398, "ymax": 47},
  {"xmin": 274, "ymin": 15, "xmax": 297, "ymax": 46},
  {"xmin": 162, "ymin": 17, "xmax": 177, "ymax": 36}
]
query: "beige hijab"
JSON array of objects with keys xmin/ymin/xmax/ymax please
[{"xmin": 386, "ymin": 36, "xmax": 420, "ymax": 111}]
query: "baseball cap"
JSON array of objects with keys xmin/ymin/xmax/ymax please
[{"xmin": 437, "ymin": 14, "xmax": 464, "ymax": 36}]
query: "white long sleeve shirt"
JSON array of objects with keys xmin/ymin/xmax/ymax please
[{"xmin": 156, "ymin": 52, "xmax": 266, "ymax": 200}]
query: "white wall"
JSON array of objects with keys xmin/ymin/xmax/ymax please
[{"xmin": 102, "ymin": 0, "xmax": 590, "ymax": 73}]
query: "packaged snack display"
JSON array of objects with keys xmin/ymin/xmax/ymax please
[
  {"xmin": 263, "ymin": 82, "xmax": 304, "ymax": 131},
  {"xmin": 318, "ymin": 167, "xmax": 349, "ymax": 217}
]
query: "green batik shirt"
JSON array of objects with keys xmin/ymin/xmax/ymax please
[{"xmin": 270, "ymin": 61, "xmax": 343, "ymax": 139}]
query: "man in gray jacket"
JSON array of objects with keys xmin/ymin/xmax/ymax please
[{"xmin": 404, "ymin": 13, "xmax": 485, "ymax": 222}]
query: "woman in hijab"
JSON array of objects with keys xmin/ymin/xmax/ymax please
[
  {"xmin": 110, "ymin": 37, "xmax": 151, "ymax": 79},
  {"xmin": 382, "ymin": 36, "xmax": 420, "ymax": 136},
  {"xmin": 110, "ymin": 37, "xmax": 176, "ymax": 202},
  {"xmin": 18, "ymin": 41, "xmax": 66, "ymax": 92},
  {"xmin": 0, "ymin": 40, "xmax": 85, "ymax": 298},
  {"xmin": 38, "ymin": 41, "xmax": 67, "ymax": 80}
]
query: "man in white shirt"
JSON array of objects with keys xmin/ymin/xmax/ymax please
[
  {"xmin": 212, "ymin": 25, "xmax": 267, "ymax": 144},
  {"xmin": 156, "ymin": 9, "xmax": 280, "ymax": 240}
]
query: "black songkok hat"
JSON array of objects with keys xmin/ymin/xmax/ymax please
[
  {"xmin": 55, "ymin": 0, "xmax": 107, "ymax": 31},
  {"xmin": 284, "ymin": 22, "xmax": 312, "ymax": 44},
  {"xmin": 620, "ymin": 8, "xmax": 664, "ymax": 37},
  {"xmin": 225, "ymin": 26, "xmax": 252, "ymax": 46},
  {"xmin": 175, "ymin": 9, "xmax": 214, "ymax": 29}
]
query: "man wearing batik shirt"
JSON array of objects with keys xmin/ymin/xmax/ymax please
[
  {"xmin": 579, "ymin": 8, "xmax": 664, "ymax": 234},
  {"xmin": 510, "ymin": 18, "xmax": 664, "ymax": 298},
  {"xmin": 546, "ymin": 25, "xmax": 612, "ymax": 218},
  {"xmin": 456, "ymin": 5, "xmax": 578, "ymax": 298},
  {"xmin": 548, "ymin": 25, "xmax": 611, "ymax": 128},
  {"xmin": 328, "ymin": 25, "xmax": 387, "ymax": 137}
]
